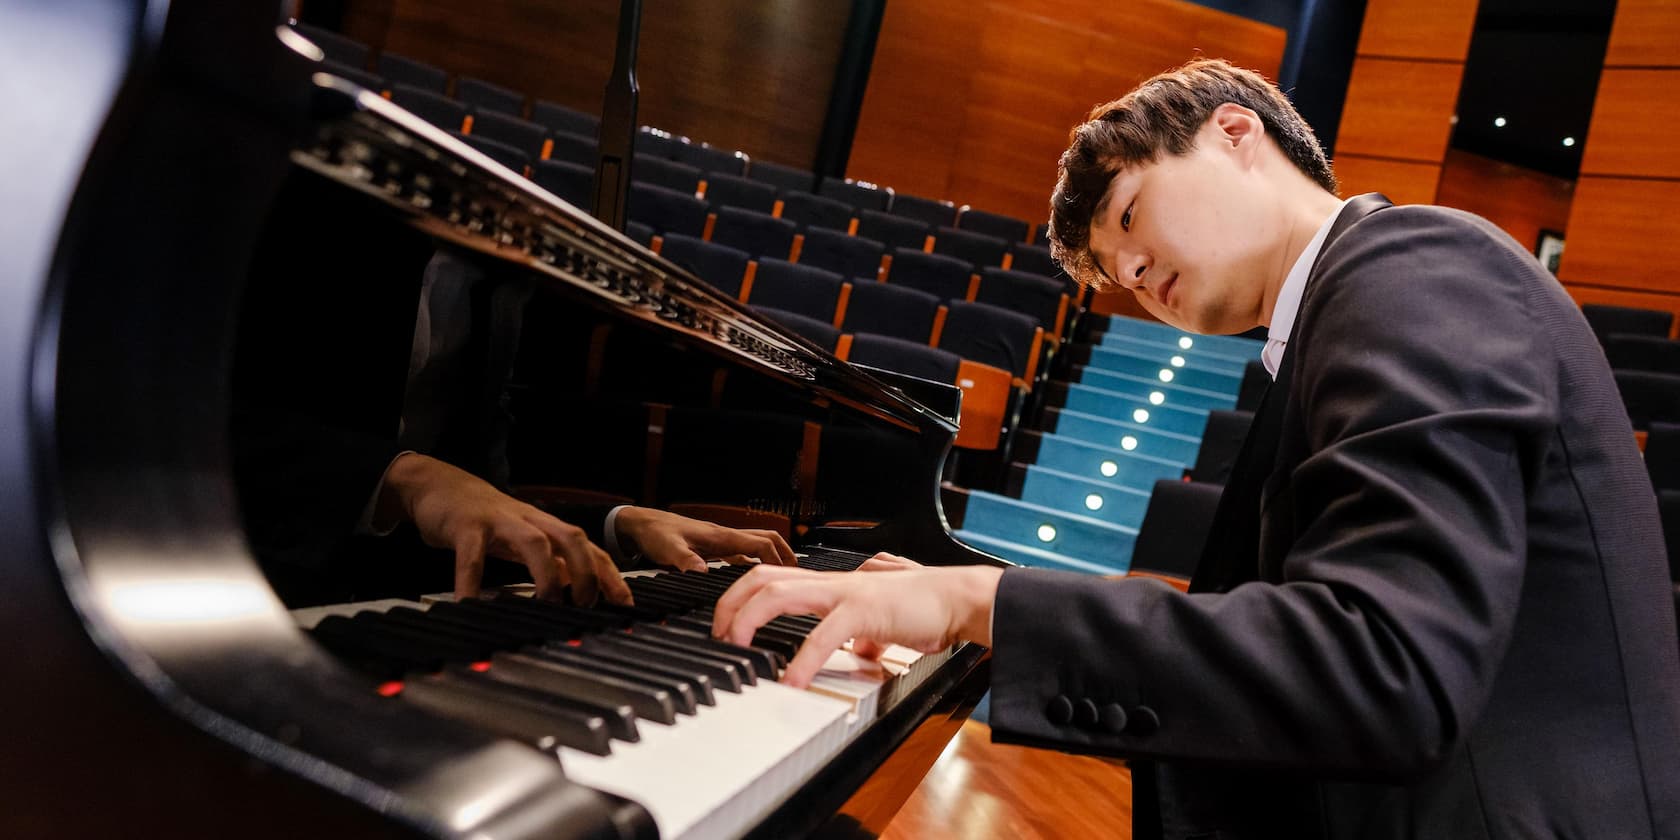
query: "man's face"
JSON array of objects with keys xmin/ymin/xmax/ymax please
[{"xmin": 1085, "ymin": 113, "xmax": 1285, "ymax": 335}]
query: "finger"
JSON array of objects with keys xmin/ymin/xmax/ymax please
[
  {"xmin": 719, "ymin": 553, "xmax": 758, "ymax": 567},
  {"xmin": 851, "ymin": 637, "xmax": 886, "ymax": 661},
  {"xmin": 782, "ymin": 609, "xmax": 858, "ymax": 688},
  {"xmin": 553, "ymin": 530, "xmax": 600, "ymax": 608},
  {"xmin": 496, "ymin": 521, "xmax": 563, "ymax": 601},
  {"xmin": 756, "ymin": 530, "xmax": 798, "ymax": 566},
  {"xmin": 452, "ymin": 532, "xmax": 487, "ymax": 601},
  {"xmin": 592, "ymin": 543, "xmax": 635, "ymax": 606},
  {"xmin": 660, "ymin": 549, "xmax": 707, "ymax": 573},
  {"xmin": 726, "ymin": 576, "xmax": 838, "ymax": 649},
  {"xmin": 712, "ymin": 564, "xmax": 791, "ymax": 638}
]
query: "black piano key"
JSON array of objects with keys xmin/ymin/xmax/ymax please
[
  {"xmin": 664, "ymin": 615, "xmax": 800, "ymax": 659},
  {"xmin": 629, "ymin": 575, "xmax": 718, "ymax": 606},
  {"xmin": 614, "ymin": 584, "xmax": 693, "ymax": 614},
  {"xmin": 309, "ymin": 619, "xmax": 431, "ymax": 679},
  {"xmin": 693, "ymin": 606, "xmax": 820, "ymax": 636},
  {"xmin": 566, "ymin": 590, "xmax": 669, "ymax": 623},
  {"xmin": 492, "ymin": 593, "xmax": 631, "ymax": 632},
  {"xmin": 611, "ymin": 630, "xmax": 756, "ymax": 687},
  {"xmin": 524, "ymin": 645, "xmax": 699, "ymax": 715},
  {"xmin": 352, "ymin": 611, "xmax": 500, "ymax": 659},
  {"xmin": 490, "ymin": 651, "xmax": 677, "ymax": 725},
  {"xmin": 427, "ymin": 599, "xmax": 580, "ymax": 643},
  {"xmin": 632, "ymin": 623, "xmax": 780, "ymax": 680},
  {"xmin": 581, "ymin": 635, "xmax": 743, "ymax": 693},
  {"xmin": 315, "ymin": 615, "xmax": 472, "ymax": 668},
  {"xmin": 538, "ymin": 642, "xmax": 715, "ymax": 707},
  {"xmin": 399, "ymin": 669, "xmax": 614, "ymax": 756},
  {"xmin": 451, "ymin": 665, "xmax": 640, "ymax": 743},
  {"xmin": 381, "ymin": 606, "xmax": 534, "ymax": 649}
]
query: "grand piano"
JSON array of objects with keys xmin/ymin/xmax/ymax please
[{"xmin": 1, "ymin": 1, "xmax": 1004, "ymax": 837}]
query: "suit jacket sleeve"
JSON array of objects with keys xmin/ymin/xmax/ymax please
[{"xmin": 989, "ymin": 207, "xmax": 1557, "ymax": 780}]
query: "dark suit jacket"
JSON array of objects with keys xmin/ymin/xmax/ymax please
[{"xmin": 989, "ymin": 195, "xmax": 1680, "ymax": 839}]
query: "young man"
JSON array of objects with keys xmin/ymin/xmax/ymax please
[{"xmin": 712, "ymin": 59, "xmax": 1680, "ymax": 838}]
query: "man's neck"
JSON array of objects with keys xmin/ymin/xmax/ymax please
[{"xmin": 1257, "ymin": 188, "xmax": 1345, "ymax": 329}]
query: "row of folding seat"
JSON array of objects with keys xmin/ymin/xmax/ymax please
[{"xmin": 1574, "ymin": 304, "xmax": 1680, "ymax": 431}]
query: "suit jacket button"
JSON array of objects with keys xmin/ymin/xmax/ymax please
[
  {"xmin": 1045, "ymin": 695, "xmax": 1074, "ymax": 725},
  {"xmin": 1074, "ymin": 698, "xmax": 1100, "ymax": 729},
  {"xmin": 1099, "ymin": 702, "xmax": 1128, "ymax": 734},
  {"xmin": 1126, "ymin": 705, "xmax": 1160, "ymax": 735}
]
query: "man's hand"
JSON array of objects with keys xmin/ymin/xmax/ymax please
[
  {"xmin": 378, "ymin": 453, "xmax": 633, "ymax": 606},
  {"xmin": 614, "ymin": 507, "xmax": 797, "ymax": 572},
  {"xmin": 710, "ymin": 562, "xmax": 1004, "ymax": 688}
]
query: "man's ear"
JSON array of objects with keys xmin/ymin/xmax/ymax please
[{"xmin": 1208, "ymin": 103, "xmax": 1263, "ymax": 168}]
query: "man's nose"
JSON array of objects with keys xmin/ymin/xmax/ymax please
[{"xmin": 1121, "ymin": 253, "xmax": 1150, "ymax": 289}]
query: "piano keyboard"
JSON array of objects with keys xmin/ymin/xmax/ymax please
[{"xmin": 291, "ymin": 547, "xmax": 954, "ymax": 840}]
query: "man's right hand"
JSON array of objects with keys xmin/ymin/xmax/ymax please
[{"xmin": 376, "ymin": 453, "xmax": 633, "ymax": 606}]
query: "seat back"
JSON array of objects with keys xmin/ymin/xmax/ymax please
[
  {"xmin": 746, "ymin": 159, "xmax": 815, "ymax": 193},
  {"xmin": 531, "ymin": 160, "xmax": 593, "ymax": 209},
  {"xmin": 746, "ymin": 259, "xmax": 843, "ymax": 321},
  {"xmin": 957, "ymin": 207, "xmax": 1030, "ymax": 242},
  {"xmin": 294, "ymin": 23, "xmax": 368, "ymax": 66},
  {"xmin": 548, "ymin": 131, "xmax": 597, "ymax": 167},
  {"xmin": 1647, "ymin": 421, "xmax": 1680, "ymax": 492},
  {"xmin": 841, "ymin": 280, "xmax": 941, "ymax": 343},
  {"xmin": 1607, "ymin": 334, "xmax": 1680, "ymax": 373},
  {"xmin": 659, "ymin": 234, "xmax": 750, "ymax": 298},
  {"xmin": 531, "ymin": 100, "xmax": 600, "ymax": 137},
  {"xmin": 455, "ymin": 75, "xmax": 524, "ymax": 116},
  {"xmin": 377, "ymin": 52, "xmax": 448, "ymax": 92},
  {"xmin": 702, "ymin": 174, "xmax": 778, "ymax": 214},
  {"xmin": 778, "ymin": 191, "xmax": 855, "ymax": 233},
  {"xmin": 470, "ymin": 111, "xmax": 548, "ymax": 158},
  {"xmin": 938, "ymin": 300, "xmax": 1041, "ymax": 380},
  {"xmin": 932, "ymin": 225, "xmax": 1009, "ymax": 269},
  {"xmin": 1189, "ymin": 409, "xmax": 1256, "ymax": 484},
  {"xmin": 676, "ymin": 142, "xmax": 748, "ymax": 176},
  {"xmin": 390, "ymin": 83, "xmax": 469, "ymax": 131},
  {"xmin": 752, "ymin": 306, "xmax": 840, "ymax": 353},
  {"xmin": 856, "ymin": 209, "xmax": 930, "ymax": 252},
  {"xmin": 890, "ymin": 192, "xmax": 957, "ymax": 228},
  {"xmin": 628, "ymin": 182, "xmax": 709, "ymax": 237},
  {"xmin": 1130, "ymin": 480, "xmax": 1223, "ymax": 579},
  {"xmin": 633, "ymin": 154, "xmax": 702, "ymax": 194},
  {"xmin": 1583, "ymin": 303, "xmax": 1674, "ymax": 346},
  {"xmin": 710, "ymin": 207, "xmax": 797, "ymax": 260},
  {"xmin": 976, "ymin": 268, "xmax": 1065, "ymax": 332},
  {"xmin": 635, "ymin": 126, "xmax": 682, "ymax": 158},
  {"xmin": 322, "ymin": 61, "xmax": 384, "ymax": 93},
  {"xmin": 453, "ymin": 131, "xmax": 530, "ymax": 174},
  {"xmin": 887, "ymin": 248, "xmax": 974, "ymax": 301},
  {"xmin": 1615, "ymin": 369, "xmax": 1680, "ymax": 429},
  {"xmin": 819, "ymin": 176, "xmax": 891, "ymax": 211},
  {"xmin": 797, "ymin": 228, "xmax": 884, "ymax": 280},
  {"xmin": 847, "ymin": 333, "xmax": 961, "ymax": 383}
]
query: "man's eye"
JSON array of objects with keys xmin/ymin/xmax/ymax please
[{"xmin": 1121, "ymin": 202, "xmax": 1134, "ymax": 231}]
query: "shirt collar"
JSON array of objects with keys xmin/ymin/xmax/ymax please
[{"xmin": 1263, "ymin": 199, "xmax": 1349, "ymax": 378}]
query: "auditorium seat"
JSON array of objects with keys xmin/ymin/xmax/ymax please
[
  {"xmin": 1035, "ymin": 222, "xmax": 1050, "ymax": 244},
  {"xmin": 1607, "ymin": 334, "xmax": 1680, "ymax": 374},
  {"xmin": 676, "ymin": 142, "xmax": 748, "ymax": 176},
  {"xmin": 1008, "ymin": 242, "xmax": 1066, "ymax": 281},
  {"xmin": 890, "ymin": 193, "xmax": 958, "ymax": 228},
  {"xmin": 531, "ymin": 100, "xmax": 600, "ymax": 137},
  {"xmin": 377, "ymin": 52, "xmax": 448, "ymax": 93},
  {"xmin": 470, "ymin": 111, "xmax": 549, "ymax": 159},
  {"xmin": 797, "ymin": 228, "xmax": 884, "ymax": 280},
  {"xmin": 819, "ymin": 176, "xmax": 891, "ymax": 212},
  {"xmin": 633, "ymin": 154, "xmax": 702, "ymax": 194},
  {"xmin": 752, "ymin": 306, "xmax": 841, "ymax": 353},
  {"xmin": 626, "ymin": 221, "xmax": 655, "ymax": 248},
  {"xmin": 1659, "ymin": 491, "xmax": 1680, "ymax": 581},
  {"xmin": 709, "ymin": 207, "xmax": 797, "ymax": 260},
  {"xmin": 938, "ymin": 300, "xmax": 1043, "ymax": 383},
  {"xmin": 1129, "ymin": 479, "xmax": 1223, "ymax": 582},
  {"xmin": 746, "ymin": 159, "xmax": 815, "ymax": 193},
  {"xmin": 701, "ymin": 174, "xmax": 778, "ymax": 214},
  {"xmin": 958, "ymin": 207, "xmax": 1031, "ymax": 243},
  {"xmin": 744, "ymin": 259, "xmax": 844, "ymax": 322},
  {"xmin": 933, "ymin": 226, "xmax": 1010, "ymax": 269},
  {"xmin": 548, "ymin": 131, "xmax": 597, "ymax": 167},
  {"xmin": 777, "ymin": 191, "xmax": 855, "ymax": 233},
  {"xmin": 847, "ymin": 333, "xmax": 962, "ymax": 383},
  {"xmin": 455, "ymin": 75, "xmax": 525, "ymax": 116},
  {"xmin": 321, "ymin": 61, "xmax": 384, "ymax": 93},
  {"xmin": 628, "ymin": 183, "xmax": 709, "ymax": 238},
  {"xmin": 857, "ymin": 210, "xmax": 931, "ymax": 253},
  {"xmin": 840, "ymin": 281, "xmax": 941, "ymax": 344},
  {"xmin": 976, "ymin": 268, "xmax": 1067, "ymax": 338},
  {"xmin": 658, "ymin": 234, "xmax": 751, "ymax": 299},
  {"xmin": 531, "ymin": 160, "xmax": 593, "ymax": 209},
  {"xmin": 1236, "ymin": 359, "xmax": 1268, "ymax": 412},
  {"xmin": 1646, "ymin": 421, "xmax": 1680, "ymax": 492},
  {"xmin": 1583, "ymin": 303, "xmax": 1674, "ymax": 347},
  {"xmin": 1189, "ymin": 409, "xmax": 1256, "ymax": 484},
  {"xmin": 1615, "ymin": 369, "xmax": 1680, "ymax": 430},
  {"xmin": 636, "ymin": 126, "xmax": 682, "ymax": 159},
  {"xmin": 452, "ymin": 131, "xmax": 530, "ymax": 174},
  {"xmin": 294, "ymin": 23, "xmax": 368, "ymax": 67},
  {"xmin": 390, "ymin": 83, "xmax": 469, "ymax": 132},
  {"xmin": 886, "ymin": 249, "xmax": 974, "ymax": 302}
]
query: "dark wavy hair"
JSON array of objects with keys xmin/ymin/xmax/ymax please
[{"xmin": 1047, "ymin": 59, "xmax": 1337, "ymax": 289}]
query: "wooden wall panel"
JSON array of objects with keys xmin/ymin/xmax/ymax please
[
  {"xmin": 1603, "ymin": 0, "xmax": 1680, "ymax": 66},
  {"xmin": 1334, "ymin": 58, "xmax": 1465, "ymax": 163},
  {"xmin": 1556, "ymin": 0, "xmax": 1680, "ymax": 314},
  {"xmin": 1578, "ymin": 69, "xmax": 1680, "ymax": 179},
  {"xmin": 342, "ymin": 0, "xmax": 850, "ymax": 169},
  {"xmin": 1557, "ymin": 177, "xmax": 1680, "ymax": 290},
  {"xmin": 1332, "ymin": 0, "xmax": 1476, "ymax": 206},
  {"xmin": 848, "ymin": 0, "xmax": 1285, "ymax": 224},
  {"xmin": 1333, "ymin": 156, "xmax": 1443, "ymax": 206},
  {"xmin": 1434, "ymin": 149, "xmax": 1574, "ymax": 254},
  {"xmin": 1356, "ymin": 0, "xmax": 1479, "ymax": 60}
]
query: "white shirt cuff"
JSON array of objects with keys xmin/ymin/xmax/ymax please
[{"xmin": 603, "ymin": 504, "xmax": 632, "ymax": 564}]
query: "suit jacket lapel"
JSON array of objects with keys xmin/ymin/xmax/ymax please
[{"xmin": 1188, "ymin": 193, "xmax": 1392, "ymax": 593}]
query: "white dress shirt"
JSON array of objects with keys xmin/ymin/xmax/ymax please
[{"xmin": 1262, "ymin": 200, "xmax": 1349, "ymax": 380}]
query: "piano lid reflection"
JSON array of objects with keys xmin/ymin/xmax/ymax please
[{"xmin": 1, "ymin": 2, "xmax": 1003, "ymax": 837}]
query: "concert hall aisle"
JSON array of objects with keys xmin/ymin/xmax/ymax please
[{"xmin": 881, "ymin": 720, "xmax": 1133, "ymax": 838}]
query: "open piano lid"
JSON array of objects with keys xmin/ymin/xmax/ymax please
[{"xmin": 2, "ymin": 1, "xmax": 997, "ymax": 837}]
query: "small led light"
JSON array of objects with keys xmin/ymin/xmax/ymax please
[
  {"xmin": 1170, "ymin": 355, "xmax": 1186, "ymax": 368},
  {"xmin": 1494, "ymin": 116, "xmax": 1507, "ymax": 128},
  {"xmin": 1562, "ymin": 136, "xmax": 1576, "ymax": 147},
  {"xmin": 1133, "ymin": 408, "xmax": 1150, "ymax": 423},
  {"xmin": 1085, "ymin": 494, "xmax": 1104, "ymax": 511},
  {"xmin": 1037, "ymin": 524, "xmax": 1058, "ymax": 542},
  {"xmin": 1099, "ymin": 460, "xmax": 1119, "ymax": 477},
  {"xmin": 1121, "ymin": 435, "xmax": 1139, "ymax": 451},
  {"xmin": 1158, "ymin": 369, "xmax": 1175, "ymax": 382},
  {"xmin": 1178, "ymin": 336, "xmax": 1193, "ymax": 350},
  {"xmin": 1149, "ymin": 391, "xmax": 1166, "ymax": 405}
]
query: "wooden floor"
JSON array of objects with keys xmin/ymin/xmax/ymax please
[{"xmin": 879, "ymin": 720, "xmax": 1134, "ymax": 839}]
